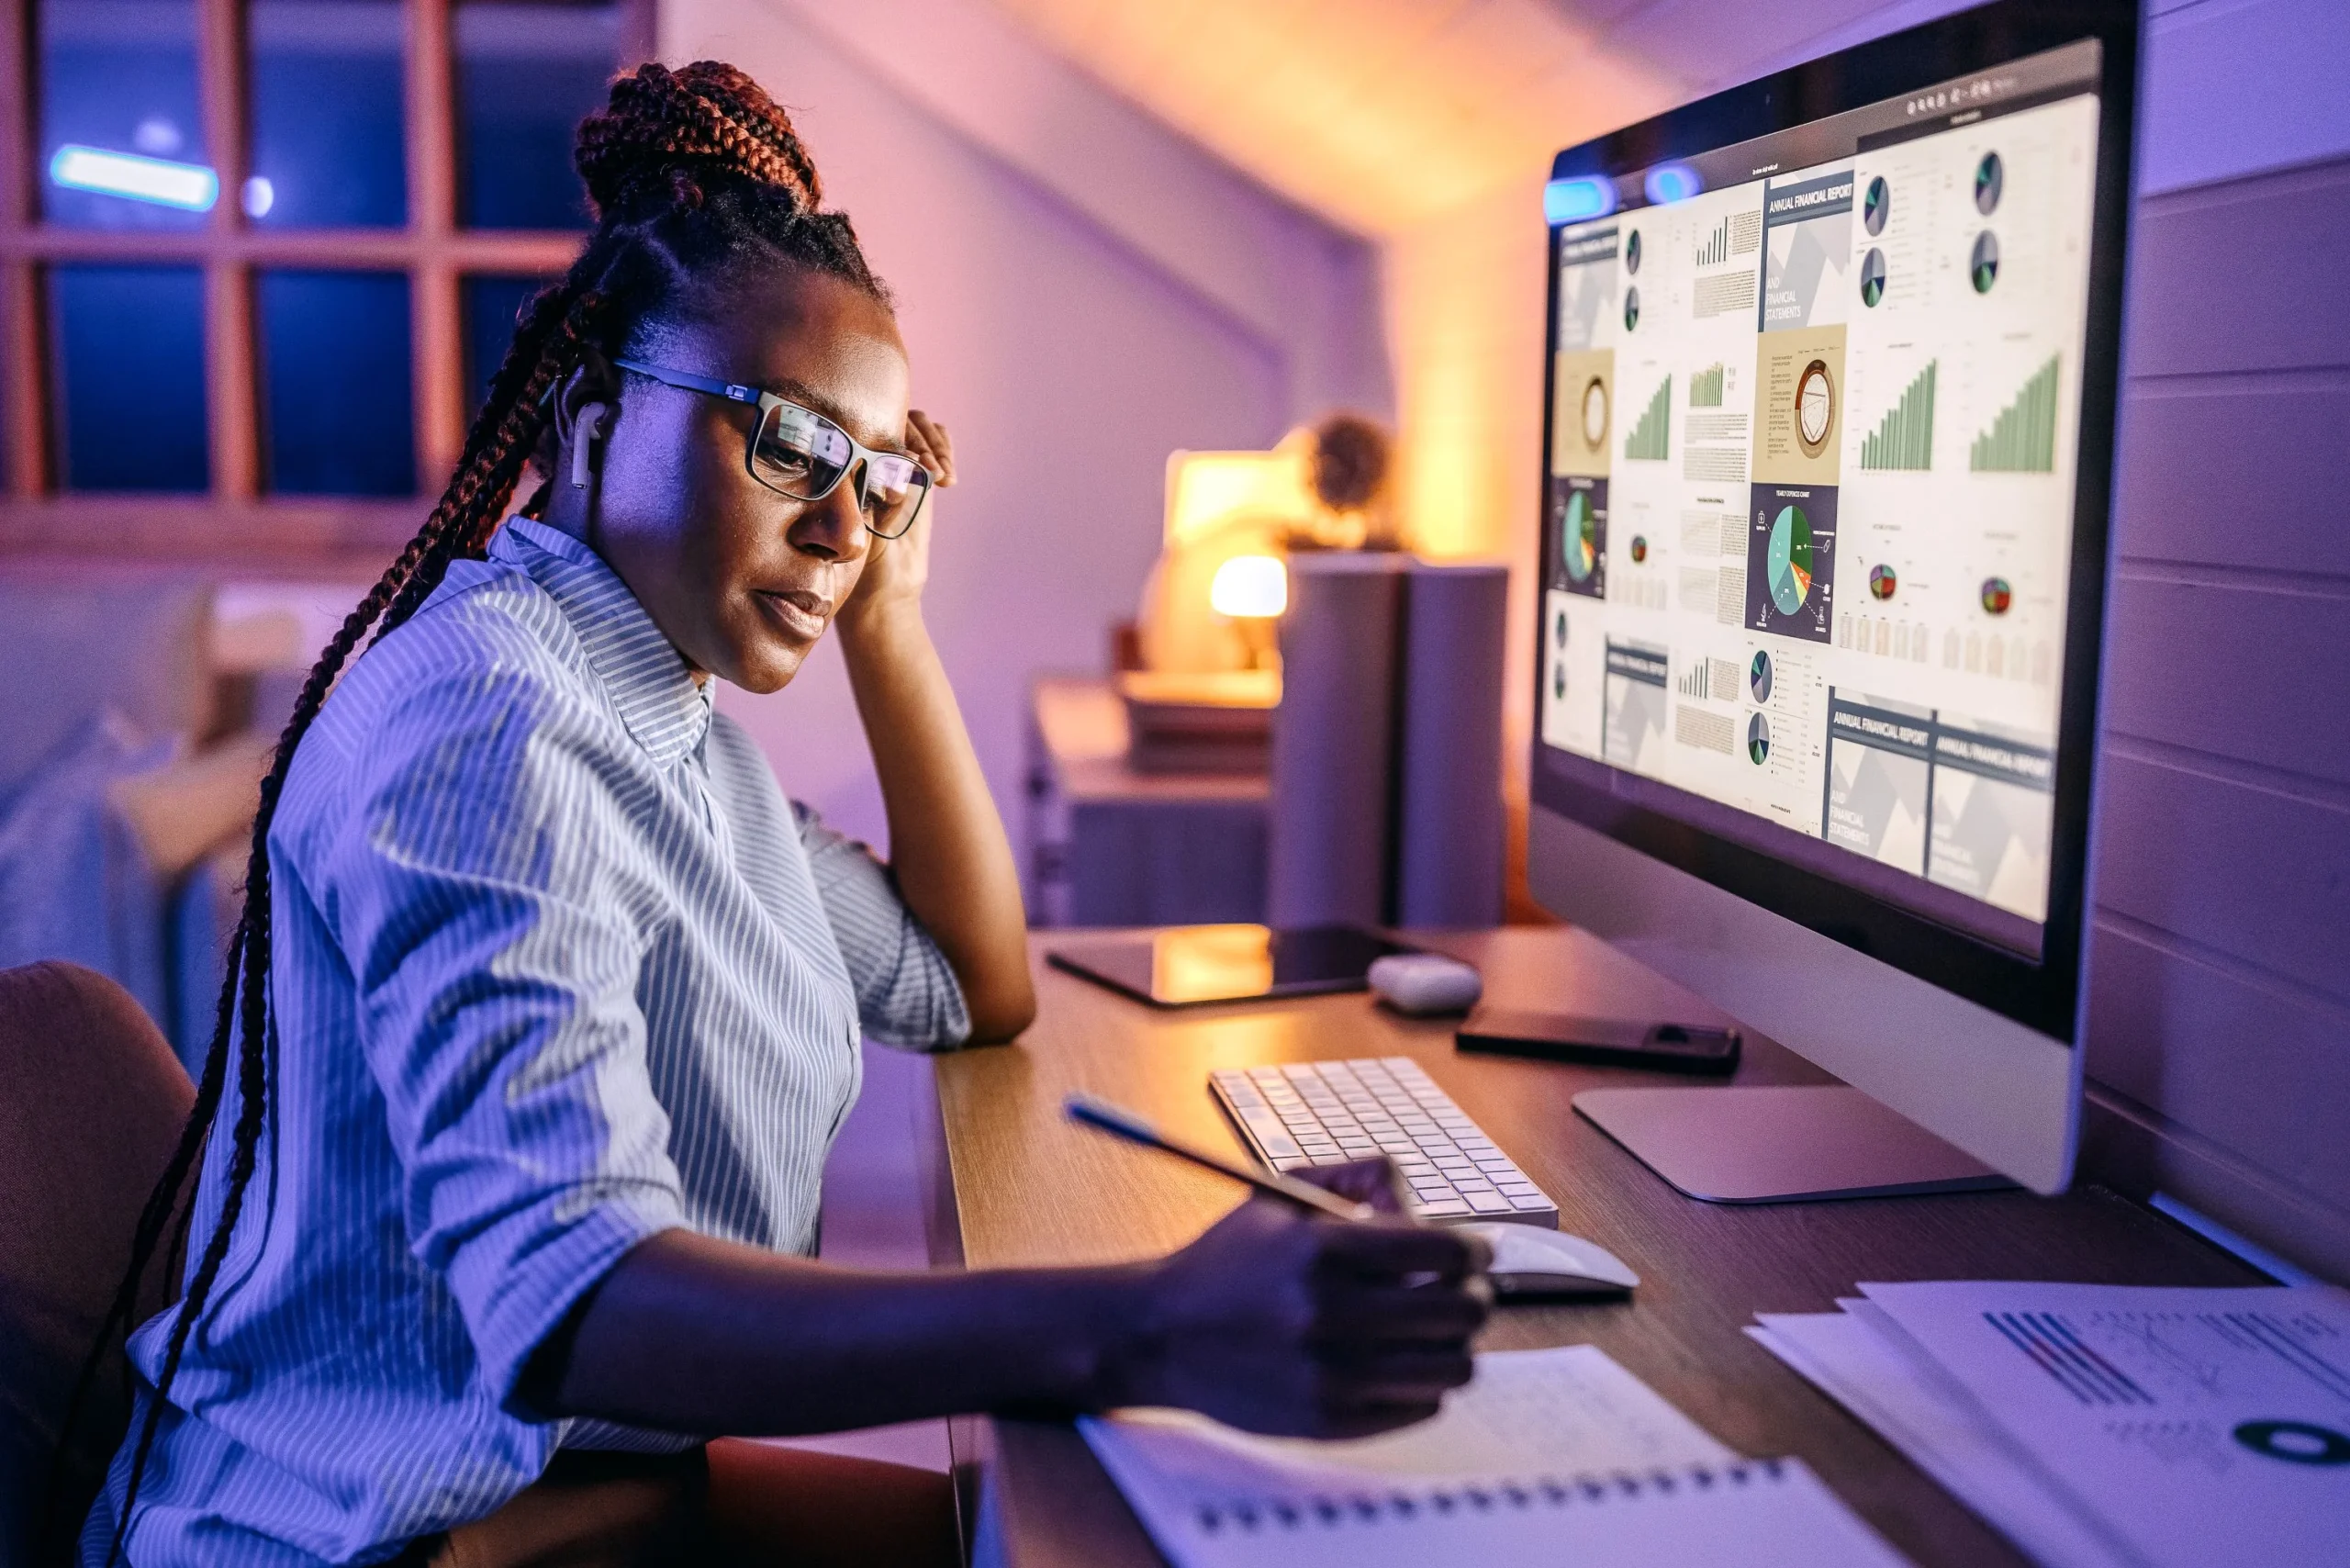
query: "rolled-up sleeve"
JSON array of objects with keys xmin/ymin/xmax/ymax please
[
  {"xmin": 312, "ymin": 664, "xmax": 686, "ymax": 1411},
  {"xmin": 793, "ymin": 803, "xmax": 971, "ymax": 1052}
]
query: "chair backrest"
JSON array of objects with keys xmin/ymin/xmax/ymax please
[{"xmin": 0, "ymin": 962, "xmax": 196, "ymax": 1566}]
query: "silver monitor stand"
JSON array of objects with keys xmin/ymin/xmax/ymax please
[
  {"xmin": 1531, "ymin": 811, "xmax": 2080, "ymax": 1201},
  {"xmin": 1572, "ymin": 1084, "xmax": 2007, "ymax": 1204}
]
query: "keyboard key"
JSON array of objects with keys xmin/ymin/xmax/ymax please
[
  {"xmin": 1236, "ymin": 1109, "xmax": 1302, "ymax": 1159},
  {"xmin": 1214, "ymin": 1059, "xmax": 1556, "ymax": 1228}
]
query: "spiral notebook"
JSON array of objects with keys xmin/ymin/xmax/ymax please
[{"xmin": 1080, "ymin": 1346, "xmax": 1911, "ymax": 1568}]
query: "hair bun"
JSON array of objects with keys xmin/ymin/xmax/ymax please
[{"xmin": 575, "ymin": 61, "xmax": 823, "ymax": 220}]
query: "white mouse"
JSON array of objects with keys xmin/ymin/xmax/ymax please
[
  {"xmin": 1460, "ymin": 1222, "xmax": 1639, "ymax": 1300},
  {"xmin": 1368, "ymin": 953, "xmax": 1483, "ymax": 1014}
]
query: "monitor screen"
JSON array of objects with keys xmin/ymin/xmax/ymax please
[{"xmin": 1536, "ymin": 38, "xmax": 2106, "ymax": 964}]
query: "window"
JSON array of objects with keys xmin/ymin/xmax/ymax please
[
  {"xmin": 50, "ymin": 265, "xmax": 212, "ymax": 491},
  {"xmin": 0, "ymin": 0, "xmax": 654, "ymax": 562},
  {"xmin": 461, "ymin": 270, "xmax": 554, "ymax": 418}
]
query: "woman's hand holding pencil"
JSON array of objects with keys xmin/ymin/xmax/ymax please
[{"xmin": 1067, "ymin": 1092, "xmax": 1490, "ymax": 1439}]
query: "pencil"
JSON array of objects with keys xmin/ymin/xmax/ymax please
[{"xmin": 1064, "ymin": 1092, "xmax": 1377, "ymax": 1223}]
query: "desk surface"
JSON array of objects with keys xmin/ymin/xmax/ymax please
[{"xmin": 925, "ymin": 927, "xmax": 2262, "ymax": 1567}]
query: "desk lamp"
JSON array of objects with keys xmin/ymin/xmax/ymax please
[{"xmin": 1207, "ymin": 553, "xmax": 1287, "ymax": 672}]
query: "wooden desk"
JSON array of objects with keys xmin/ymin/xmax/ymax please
[{"xmin": 924, "ymin": 927, "xmax": 2263, "ymax": 1566}]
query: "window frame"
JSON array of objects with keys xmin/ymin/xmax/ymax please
[{"xmin": 0, "ymin": 0, "xmax": 653, "ymax": 566}]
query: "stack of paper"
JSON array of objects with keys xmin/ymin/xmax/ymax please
[
  {"xmin": 1083, "ymin": 1344, "xmax": 1916, "ymax": 1568},
  {"xmin": 1747, "ymin": 1282, "xmax": 2350, "ymax": 1568}
]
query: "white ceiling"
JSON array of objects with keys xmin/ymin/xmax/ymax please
[{"xmin": 982, "ymin": 0, "xmax": 1969, "ymax": 236}]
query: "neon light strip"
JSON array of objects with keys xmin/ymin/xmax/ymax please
[{"xmin": 49, "ymin": 145, "xmax": 218, "ymax": 212}]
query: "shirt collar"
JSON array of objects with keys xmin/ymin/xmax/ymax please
[{"xmin": 489, "ymin": 518, "xmax": 713, "ymax": 766}]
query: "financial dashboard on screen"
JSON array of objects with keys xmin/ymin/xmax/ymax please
[{"xmin": 1537, "ymin": 40, "xmax": 2101, "ymax": 955}]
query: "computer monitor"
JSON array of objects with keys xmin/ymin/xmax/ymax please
[{"xmin": 1527, "ymin": 0, "xmax": 2140, "ymax": 1198}]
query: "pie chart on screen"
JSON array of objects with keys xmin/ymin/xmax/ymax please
[
  {"xmin": 1563, "ymin": 490, "xmax": 1598, "ymax": 582},
  {"xmin": 1975, "ymin": 151, "xmax": 2003, "ymax": 215},
  {"xmin": 1971, "ymin": 231, "xmax": 1999, "ymax": 294},
  {"xmin": 1860, "ymin": 248, "xmax": 1886, "ymax": 308},
  {"xmin": 1581, "ymin": 376, "xmax": 1610, "ymax": 452},
  {"xmin": 1796, "ymin": 359, "xmax": 1835, "ymax": 455},
  {"xmin": 1748, "ymin": 712, "xmax": 1772, "ymax": 765},
  {"xmin": 1766, "ymin": 504, "xmax": 1815, "ymax": 616}
]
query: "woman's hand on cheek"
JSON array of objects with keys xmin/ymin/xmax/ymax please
[{"xmin": 839, "ymin": 409, "xmax": 951, "ymax": 635}]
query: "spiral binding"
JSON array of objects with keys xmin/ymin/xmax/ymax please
[{"xmin": 1191, "ymin": 1459, "xmax": 1787, "ymax": 1537}]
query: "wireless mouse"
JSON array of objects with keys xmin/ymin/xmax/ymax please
[
  {"xmin": 1460, "ymin": 1222, "xmax": 1639, "ymax": 1301},
  {"xmin": 1368, "ymin": 952, "xmax": 1483, "ymax": 1014}
]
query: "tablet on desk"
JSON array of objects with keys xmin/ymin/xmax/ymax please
[{"xmin": 1046, "ymin": 924, "xmax": 1420, "ymax": 1006}]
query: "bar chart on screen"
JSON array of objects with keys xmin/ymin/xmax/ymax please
[
  {"xmin": 1861, "ymin": 360, "xmax": 1938, "ymax": 471},
  {"xmin": 1969, "ymin": 356, "xmax": 2059, "ymax": 473},
  {"xmin": 1626, "ymin": 376, "xmax": 1672, "ymax": 460}
]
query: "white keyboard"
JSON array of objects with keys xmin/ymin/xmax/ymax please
[{"xmin": 1210, "ymin": 1058, "xmax": 1560, "ymax": 1227}]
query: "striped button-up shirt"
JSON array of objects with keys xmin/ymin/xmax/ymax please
[{"xmin": 85, "ymin": 518, "xmax": 970, "ymax": 1566}]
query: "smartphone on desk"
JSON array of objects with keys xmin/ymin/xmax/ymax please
[{"xmin": 1457, "ymin": 1008, "xmax": 1740, "ymax": 1075}]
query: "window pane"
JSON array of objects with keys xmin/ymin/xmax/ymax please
[
  {"xmin": 250, "ymin": 1, "xmax": 408, "ymax": 228},
  {"xmin": 38, "ymin": 1, "xmax": 211, "ymax": 231},
  {"xmin": 259, "ymin": 271, "xmax": 414, "ymax": 495},
  {"xmin": 462, "ymin": 274, "xmax": 556, "ymax": 421},
  {"xmin": 50, "ymin": 265, "xmax": 211, "ymax": 492},
  {"xmin": 455, "ymin": 2, "xmax": 622, "ymax": 230}
]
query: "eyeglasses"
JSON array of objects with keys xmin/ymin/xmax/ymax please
[{"xmin": 613, "ymin": 357, "xmax": 932, "ymax": 540}]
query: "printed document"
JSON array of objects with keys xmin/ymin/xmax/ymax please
[{"xmin": 1856, "ymin": 1281, "xmax": 2350, "ymax": 1568}]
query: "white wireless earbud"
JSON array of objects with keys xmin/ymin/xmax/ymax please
[{"xmin": 570, "ymin": 402, "xmax": 610, "ymax": 490}]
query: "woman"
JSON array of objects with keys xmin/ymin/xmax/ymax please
[{"xmin": 75, "ymin": 62, "xmax": 1484, "ymax": 1568}]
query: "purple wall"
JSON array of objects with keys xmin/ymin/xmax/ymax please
[
  {"xmin": 2079, "ymin": 18, "xmax": 2350, "ymax": 1279},
  {"xmin": 673, "ymin": 9, "xmax": 1389, "ymax": 860}
]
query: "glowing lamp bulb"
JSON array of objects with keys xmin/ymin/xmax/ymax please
[{"xmin": 1209, "ymin": 554, "xmax": 1288, "ymax": 620}]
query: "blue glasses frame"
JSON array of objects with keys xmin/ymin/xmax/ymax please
[{"xmin": 613, "ymin": 356, "xmax": 932, "ymax": 539}]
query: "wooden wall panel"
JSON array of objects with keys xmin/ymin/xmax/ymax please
[
  {"xmin": 2087, "ymin": 922, "xmax": 2350, "ymax": 1204},
  {"xmin": 2100, "ymin": 577, "xmax": 2350, "ymax": 787},
  {"xmin": 2121, "ymin": 157, "xmax": 2350, "ymax": 377},
  {"xmin": 2090, "ymin": 751, "xmax": 2350, "ymax": 997},
  {"xmin": 2087, "ymin": 127, "xmax": 2350, "ymax": 1279},
  {"xmin": 2113, "ymin": 378, "xmax": 2350, "ymax": 575}
]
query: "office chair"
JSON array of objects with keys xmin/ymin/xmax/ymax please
[{"xmin": 0, "ymin": 961, "xmax": 195, "ymax": 1567}]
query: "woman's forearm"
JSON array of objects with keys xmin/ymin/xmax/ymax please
[
  {"xmin": 834, "ymin": 599, "xmax": 1035, "ymax": 1039},
  {"xmin": 532, "ymin": 1230, "xmax": 1144, "ymax": 1435},
  {"xmin": 531, "ymin": 1193, "xmax": 1488, "ymax": 1442}
]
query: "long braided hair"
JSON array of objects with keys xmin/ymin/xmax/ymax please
[{"xmin": 63, "ymin": 62, "xmax": 889, "ymax": 1565}]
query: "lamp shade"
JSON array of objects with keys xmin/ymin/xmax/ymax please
[{"xmin": 1209, "ymin": 554, "xmax": 1288, "ymax": 620}]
